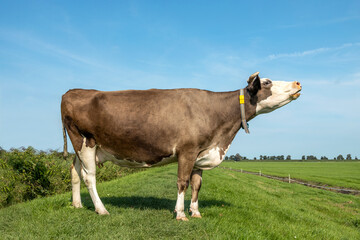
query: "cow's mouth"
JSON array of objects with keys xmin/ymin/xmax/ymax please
[{"xmin": 290, "ymin": 89, "xmax": 301, "ymax": 99}]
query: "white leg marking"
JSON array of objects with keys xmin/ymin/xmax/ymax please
[
  {"xmin": 190, "ymin": 200, "xmax": 201, "ymax": 218},
  {"xmin": 175, "ymin": 192, "xmax": 188, "ymax": 221},
  {"xmin": 71, "ymin": 156, "xmax": 82, "ymax": 208},
  {"xmin": 78, "ymin": 138, "xmax": 109, "ymax": 215}
]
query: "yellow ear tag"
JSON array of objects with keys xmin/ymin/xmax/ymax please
[{"xmin": 239, "ymin": 95, "xmax": 245, "ymax": 104}]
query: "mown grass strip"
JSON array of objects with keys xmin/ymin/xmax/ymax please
[
  {"xmin": 220, "ymin": 166, "xmax": 360, "ymax": 195},
  {"xmin": 222, "ymin": 161, "xmax": 360, "ymax": 190},
  {"xmin": 1, "ymin": 164, "xmax": 359, "ymax": 239}
]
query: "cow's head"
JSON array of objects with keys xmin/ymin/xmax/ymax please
[{"xmin": 246, "ymin": 72, "xmax": 302, "ymax": 116}]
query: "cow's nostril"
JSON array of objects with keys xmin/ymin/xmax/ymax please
[{"xmin": 296, "ymin": 81, "xmax": 300, "ymax": 86}]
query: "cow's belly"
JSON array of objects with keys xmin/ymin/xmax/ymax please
[
  {"xmin": 96, "ymin": 145, "xmax": 229, "ymax": 170},
  {"xmin": 96, "ymin": 147, "xmax": 177, "ymax": 168}
]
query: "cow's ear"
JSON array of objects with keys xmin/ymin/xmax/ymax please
[{"xmin": 246, "ymin": 72, "xmax": 261, "ymax": 96}]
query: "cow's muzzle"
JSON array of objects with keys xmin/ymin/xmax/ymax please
[{"xmin": 290, "ymin": 81, "xmax": 302, "ymax": 99}]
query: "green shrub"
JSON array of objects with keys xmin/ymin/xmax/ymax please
[
  {"xmin": 0, "ymin": 158, "xmax": 27, "ymax": 207},
  {"xmin": 0, "ymin": 147, "xmax": 142, "ymax": 208}
]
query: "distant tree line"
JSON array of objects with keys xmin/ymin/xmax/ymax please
[
  {"xmin": 225, "ymin": 153, "xmax": 358, "ymax": 161},
  {"xmin": 301, "ymin": 154, "xmax": 357, "ymax": 161}
]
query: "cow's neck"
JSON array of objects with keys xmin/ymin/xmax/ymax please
[
  {"xmin": 210, "ymin": 89, "xmax": 256, "ymax": 145},
  {"xmin": 244, "ymin": 88, "xmax": 257, "ymax": 122},
  {"xmin": 223, "ymin": 89, "xmax": 256, "ymax": 121}
]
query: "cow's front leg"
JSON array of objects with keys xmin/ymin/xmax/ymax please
[
  {"xmin": 175, "ymin": 152, "xmax": 196, "ymax": 221},
  {"xmin": 190, "ymin": 169, "xmax": 202, "ymax": 218},
  {"xmin": 78, "ymin": 138, "xmax": 109, "ymax": 215}
]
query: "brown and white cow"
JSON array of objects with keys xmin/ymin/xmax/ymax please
[{"xmin": 61, "ymin": 72, "xmax": 301, "ymax": 220}]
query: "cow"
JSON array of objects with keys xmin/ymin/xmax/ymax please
[{"xmin": 61, "ymin": 72, "xmax": 302, "ymax": 221}]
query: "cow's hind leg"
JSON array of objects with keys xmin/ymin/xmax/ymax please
[
  {"xmin": 78, "ymin": 138, "xmax": 109, "ymax": 215},
  {"xmin": 175, "ymin": 152, "xmax": 196, "ymax": 221},
  {"xmin": 71, "ymin": 155, "xmax": 82, "ymax": 208},
  {"xmin": 190, "ymin": 169, "xmax": 202, "ymax": 218}
]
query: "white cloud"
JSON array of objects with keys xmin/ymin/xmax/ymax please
[
  {"xmin": 276, "ymin": 16, "xmax": 360, "ymax": 30},
  {"xmin": 0, "ymin": 29, "xmax": 108, "ymax": 69},
  {"xmin": 268, "ymin": 42, "xmax": 360, "ymax": 60}
]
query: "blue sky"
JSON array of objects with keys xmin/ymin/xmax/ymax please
[{"xmin": 0, "ymin": 1, "xmax": 359, "ymax": 159}]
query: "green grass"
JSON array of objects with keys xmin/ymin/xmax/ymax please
[
  {"xmin": 1, "ymin": 164, "xmax": 359, "ymax": 239},
  {"xmin": 222, "ymin": 161, "xmax": 360, "ymax": 190}
]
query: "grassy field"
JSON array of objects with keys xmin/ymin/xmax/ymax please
[
  {"xmin": 222, "ymin": 161, "xmax": 360, "ymax": 190},
  {"xmin": 1, "ymin": 164, "xmax": 359, "ymax": 239}
]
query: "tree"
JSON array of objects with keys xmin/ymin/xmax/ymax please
[
  {"xmin": 302, "ymin": 155, "xmax": 305, "ymax": 160},
  {"xmin": 346, "ymin": 154, "xmax": 352, "ymax": 160},
  {"xmin": 306, "ymin": 155, "xmax": 317, "ymax": 160},
  {"xmin": 337, "ymin": 154, "xmax": 344, "ymax": 160},
  {"xmin": 286, "ymin": 155, "xmax": 291, "ymax": 160}
]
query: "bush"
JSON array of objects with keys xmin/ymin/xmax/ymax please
[{"xmin": 0, "ymin": 147, "xmax": 142, "ymax": 208}]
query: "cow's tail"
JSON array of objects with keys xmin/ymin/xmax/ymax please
[{"xmin": 62, "ymin": 119, "xmax": 69, "ymax": 159}]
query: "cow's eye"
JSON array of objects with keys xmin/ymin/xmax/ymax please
[{"xmin": 263, "ymin": 80, "xmax": 272, "ymax": 86}]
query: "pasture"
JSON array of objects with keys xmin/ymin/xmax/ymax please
[
  {"xmin": 1, "ymin": 163, "xmax": 359, "ymax": 239},
  {"xmin": 222, "ymin": 161, "xmax": 360, "ymax": 190}
]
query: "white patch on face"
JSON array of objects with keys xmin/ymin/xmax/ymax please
[
  {"xmin": 194, "ymin": 144, "xmax": 230, "ymax": 170},
  {"xmin": 256, "ymin": 80, "xmax": 300, "ymax": 115}
]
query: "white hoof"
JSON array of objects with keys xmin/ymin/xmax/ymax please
[
  {"xmin": 72, "ymin": 202, "xmax": 83, "ymax": 208},
  {"xmin": 175, "ymin": 210, "xmax": 188, "ymax": 221},
  {"xmin": 176, "ymin": 216, "xmax": 189, "ymax": 221},
  {"xmin": 96, "ymin": 208, "xmax": 110, "ymax": 215},
  {"xmin": 191, "ymin": 213, "xmax": 202, "ymax": 218}
]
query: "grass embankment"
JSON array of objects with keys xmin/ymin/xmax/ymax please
[
  {"xmin": 1, "ymin": 164, "xmax": 359, "ymax": 239},
  {"xmin": 222, "ymin": 161, "xmax": 360, "ymax": 190},
  {"xmin": 0, "ymin": 147, "xmax": 141, "ymax": 208}
]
